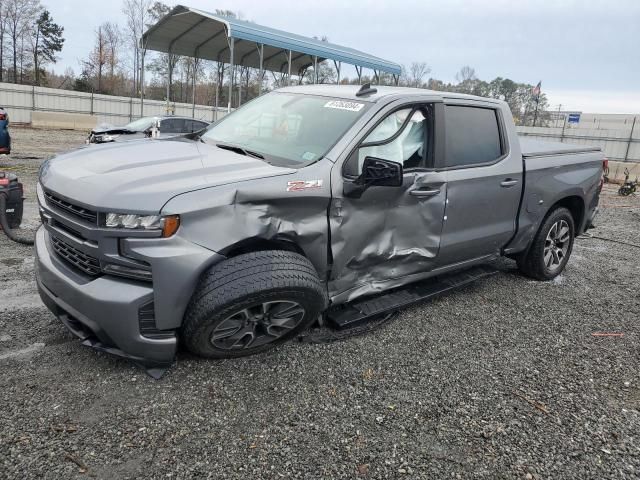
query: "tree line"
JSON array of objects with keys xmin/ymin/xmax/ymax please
[
  {"xmin": 0, "ymin": 0, "xmax": 551, "ymax": 126},
  {"xmin": 0, "ymin": 0, "xmax": 64, "ymax": 85}
]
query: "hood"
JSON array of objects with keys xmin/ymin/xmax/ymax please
[
  {"xmin": 91, "ymin": 125, "xmax": 137, "ymax": 135},
  {"xmin": 40, "ymin": 138, "xmax": 296, "ymax": 212}
]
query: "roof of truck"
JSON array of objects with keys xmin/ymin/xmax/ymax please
[{"xmin": 278, "ymin": 84, "xmax": 504, "ymax": 105}]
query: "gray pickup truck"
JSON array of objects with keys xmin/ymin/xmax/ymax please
[{"xmin": 35, "ymin": 85, "xmax": 604, "ymax": 374}]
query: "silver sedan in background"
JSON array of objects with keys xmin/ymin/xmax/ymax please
[{"xmin": 87, "ymin": 116, "xmax": 210, "ymax": 144}]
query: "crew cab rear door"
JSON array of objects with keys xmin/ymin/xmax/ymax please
[
  {"xmin": 434, "ymin": 101, "xmax": 523, "ymax": 267},
  {"xmin": 329, "ymin": 101, "xmax": 447, "ymax": 303}
]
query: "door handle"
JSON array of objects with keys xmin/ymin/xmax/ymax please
[
  {"xmin": 500, "ymin": 179, "xmax": 519, "ymax": 188},
  {"xmin": 410, "ymin": 188, "xmax": 440, "ymax": 197}
]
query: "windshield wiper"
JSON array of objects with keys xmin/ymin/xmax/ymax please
[{"xmin": 216, "ymin": 143, "xmax": 264, "ymax": 160}]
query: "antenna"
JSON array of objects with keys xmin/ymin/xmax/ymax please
[{"xmin": 356, "ymin": 83, "xmax": 377, "ymax": 97}]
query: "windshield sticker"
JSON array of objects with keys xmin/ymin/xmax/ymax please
[
  {"xmin": 301, "ymin": 151, "xmax": 316, "ymax": 161},
  {"xmin": 287, "ymin": 180, "xmax": 323, "ymax": 192},
  {"xmin": 324, "ymin": 100, "xmax": 365, "ymax": 112}
]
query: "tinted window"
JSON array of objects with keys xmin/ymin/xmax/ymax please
[
  {"xmin": 444, "ymin": 106, "xmax": 502, "ymax": 167},
  {"xmin": 161, "ymin": 118, "xmax": 186, "ymax": 133}
]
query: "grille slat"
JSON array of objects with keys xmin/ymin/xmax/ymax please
[
  {"xmin": 45, "ymin": 192, "xmax": 98, "ymax": 224},
  {"xmin": 138, "ymin": 301, "xmax": 174, "ymax": 339},
  {"xmin": 51, "ymin": 236, "xmax": 101, "ymax": 276}
]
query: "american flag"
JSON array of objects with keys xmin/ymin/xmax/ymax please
[{"xmin": 532, "ymin": 81, "xmax": 542, "ymax": 98}]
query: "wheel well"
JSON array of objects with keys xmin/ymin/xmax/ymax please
[
  {"xmin": 550, "ymin": 196, "xmax": 585, "ymax": 233},
  {"xmin": 221, "ymin": 237, "xmax": 307, "ymax": 259}
]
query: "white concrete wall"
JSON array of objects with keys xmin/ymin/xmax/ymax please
[{"xmin": 0, "ymin": 82, "xmax": 226, "ymax": 127}]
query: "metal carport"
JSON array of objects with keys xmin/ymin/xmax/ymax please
[{"xmin": 141, "ymin": 5, "xmax": 402, "ymax": 113}]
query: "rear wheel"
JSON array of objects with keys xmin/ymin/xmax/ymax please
[
  {"xmin": 517, "ymin": 207, "xmax": 575, "ymax": 280},
  {"xmin": 182, "ymin": 250, "xmax": 327, "ymax": 358}
]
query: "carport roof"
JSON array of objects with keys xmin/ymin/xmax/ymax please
[{"xmin": 142, "ymin": 5, "xmax": 402, "ymax": 76}]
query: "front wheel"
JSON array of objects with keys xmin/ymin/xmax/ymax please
[
  {"xmin": 517, "ymin": 207, "xmax": 575, "ymax": 281},
  {"xmin": 182, "ymin": 250, "xmax": 327, "ymax": 359}
]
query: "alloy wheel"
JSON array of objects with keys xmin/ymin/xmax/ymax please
[
  {"xmin": 544, "ymin": 219, "xmax": 571, "ymax": 272},
  {"xmin": 210, "ymin": 301, "xmax": 306, "ymax": 351}
]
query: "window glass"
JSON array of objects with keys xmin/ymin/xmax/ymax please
[
  {"xmin": 161, "ymin": 118, "xmax": 186, "ymax": 133},
  {"xmin": 444, "ymin": 106, "xmax": 502, "ymax": 167},
  {"xmin": 201, "ymin": 92, "xmax": 370, "ymax": 167},
  {"xmin": 354, "ymin": 108, "xmax": 427, "ymax": 174}
]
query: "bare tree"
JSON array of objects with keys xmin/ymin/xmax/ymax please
[
  {"xmin": 455, "ymin": 65, "xmax": 477, "ymax": 83},
  {"xmin": 82, "ymin": 24, "xmax": 108, "ymax": 92},
  {"xmin": 104, "ymin": 23, "xmax": 121, "ymax": 78},
  {"xmin": 0, "ymin": 0, "xmax": 8, "ymax": 82},
  {"xmin": 408, "ymin": 61, "xmax": 431, "ymax": 88},
  {"xmin": 5, "ymin": 0, "xmax": 40, "ymax": 83},
  {"xmin": 122, "ymin": 0, "xmax": 152, "ymax": 94}
]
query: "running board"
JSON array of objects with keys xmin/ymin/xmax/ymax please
[{"xmin": 326, "ymin": 265, "xmax": 498, "ymax": 329}]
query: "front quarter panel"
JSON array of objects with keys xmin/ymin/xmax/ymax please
[{"xmin": 161, "ymin": 159, "xmax": 333, "ymax": 280}]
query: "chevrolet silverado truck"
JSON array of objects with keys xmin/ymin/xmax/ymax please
[{"xmin": 35, "ymin": 85, "xmax": 604, "ymax": 374}]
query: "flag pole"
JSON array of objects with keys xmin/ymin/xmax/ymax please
[{"xmin": 532, "ymin": 81, "xmax": 542, "ymax": 127}]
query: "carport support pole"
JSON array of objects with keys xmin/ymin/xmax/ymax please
[
  {"xmin": 191, "ymin": 59, "xmax": 197, "ymax": 119},
  {"xmin": 258, "ymin": 43, "xmax": 264, "ymax": 96},
  {"xmin": 313, "ymin": 56, "xmax": 318, "ymax": 84},
  {"xmin": 287, "ymin": 50, "xmax": 292, "ymax": 86},
  {"xmin": 140, "ymin": 49, "xmax": 145, "ymax": 116},
  {"xmin": 166, "ymin": 52, "xmax": 171, "ymax": 112},
  {"xmin": 228, "ymin": 37, "xmax": 235, "ymax": 113}
]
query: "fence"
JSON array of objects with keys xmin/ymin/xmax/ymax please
[
  {"xmin": 0, "ymin": 81, "xmax": 638, "ymax": 162},
  {"xmin": 517, "ymin": 120, "xmax": 639, "ymax": 163},
  {"xmin": 0, "ymin": 82, "xmax": 226, "ymax": 126}
]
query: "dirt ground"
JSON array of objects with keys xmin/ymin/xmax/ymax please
[{"xmin": 1, "ymin": 127, "xmax": 639, "ymax": 479}]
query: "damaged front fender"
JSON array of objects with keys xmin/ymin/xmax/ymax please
[{"xmin": 161, "ymin": 159, "xmax": 333, "ymax": 282}]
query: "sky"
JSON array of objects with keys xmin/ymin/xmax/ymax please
[{"xmin": 46, "ymin": 0, "xmax": 640, "ymax": 114}]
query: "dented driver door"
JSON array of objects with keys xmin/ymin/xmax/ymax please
[{"xmin": 328, "ymin": 102, "xmax": 447, "ymax": 304}]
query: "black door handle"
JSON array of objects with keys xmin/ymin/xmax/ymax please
[{"xmin": 410, "ymin": 188, "xmax": 440, "ymax": 197}]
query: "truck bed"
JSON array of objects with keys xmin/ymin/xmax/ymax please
[{"xmin": 519, "ymin": 138, "xmax": 600, "ymax": 158}]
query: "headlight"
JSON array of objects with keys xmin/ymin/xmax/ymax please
[
  {"xmin": 100, "ymin": 134, "xmax": 118, "ymax": 142},
  {"xmin": 105, "ymin": 213, "xmax": 180, "ymax": 237}
]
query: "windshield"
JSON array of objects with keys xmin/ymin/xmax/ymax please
[
  {"xmin": 201, "ymin": 92, "xmax": 370, "ymax": 167},
  {"xmin": 124, "ymin": 117, "xmax": 157, "ymax": 132}
]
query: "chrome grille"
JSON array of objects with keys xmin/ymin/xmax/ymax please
[
  {"xmin": 45, "ymin": 192, "xmax": 98, "ymax": 224},
  {"xmin": 51, "ymin": 236, "xmax": 101, "ymax": 276}
]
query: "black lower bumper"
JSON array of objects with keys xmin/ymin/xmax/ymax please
[{"xmin": 35, "ymin": 227, "xmax": 176, "ymax": 377}]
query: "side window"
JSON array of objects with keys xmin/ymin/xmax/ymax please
[
  {"xmin": 194, "ymin": 121, "xmax": 208, "ymax": 131},
  {"xmin": 161, "ymin": 118, "xmax": 186, "ymax": 134},
  {"xmin": 345, "ymin": 106, "xmax": 429, "ymax": 176},
  {"xmin": 444, "ymin": 106, "xmax": 502, "ymax": 167}
]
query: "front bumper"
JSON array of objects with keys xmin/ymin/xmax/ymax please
[{"xmin": 35, "ymin": 226, "xmax": 177, "ymax": 368}]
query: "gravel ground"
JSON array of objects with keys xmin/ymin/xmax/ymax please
[{"xmin": 1, "ymin": 127, "xmax": 639, "ymax": 479}]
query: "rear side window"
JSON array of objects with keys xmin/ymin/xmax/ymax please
[
  {"xmin": 444, "ymin": 106, "xmax": 502, "ymax": 167},
  {"xmin": 161, "ymin": 118, "xmax": 186, "ymax": 133}
]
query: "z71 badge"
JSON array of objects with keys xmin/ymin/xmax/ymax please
[{"xmin": 287, "ymin": 180, "xmax": 323, "ymax": 192}]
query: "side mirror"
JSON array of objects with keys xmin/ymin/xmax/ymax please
[
  {"xmin": 344, "ymin": 156, "xmax": 403, "ymax": 198},
  {"xmin": 360, "ymin": 156, "xmax": 403, "ymax": 187}
]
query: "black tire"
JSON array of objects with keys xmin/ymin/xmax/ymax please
[
  {"xmin": 182, "ymin": 250, "xmax": 327, "ymax": 358},
  {"xmin": 517, "ymin": 207, "xmax": 575, "ymax": 281}
]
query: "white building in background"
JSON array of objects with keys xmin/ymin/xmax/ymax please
[{"xmin": 549, "ymin": 111, "xmax": 638, "ymax": 130}]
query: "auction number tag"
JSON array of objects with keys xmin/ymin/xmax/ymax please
[{"xmin": 324, "ymin": 100, "xmax": 365, "ymax": 112}]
